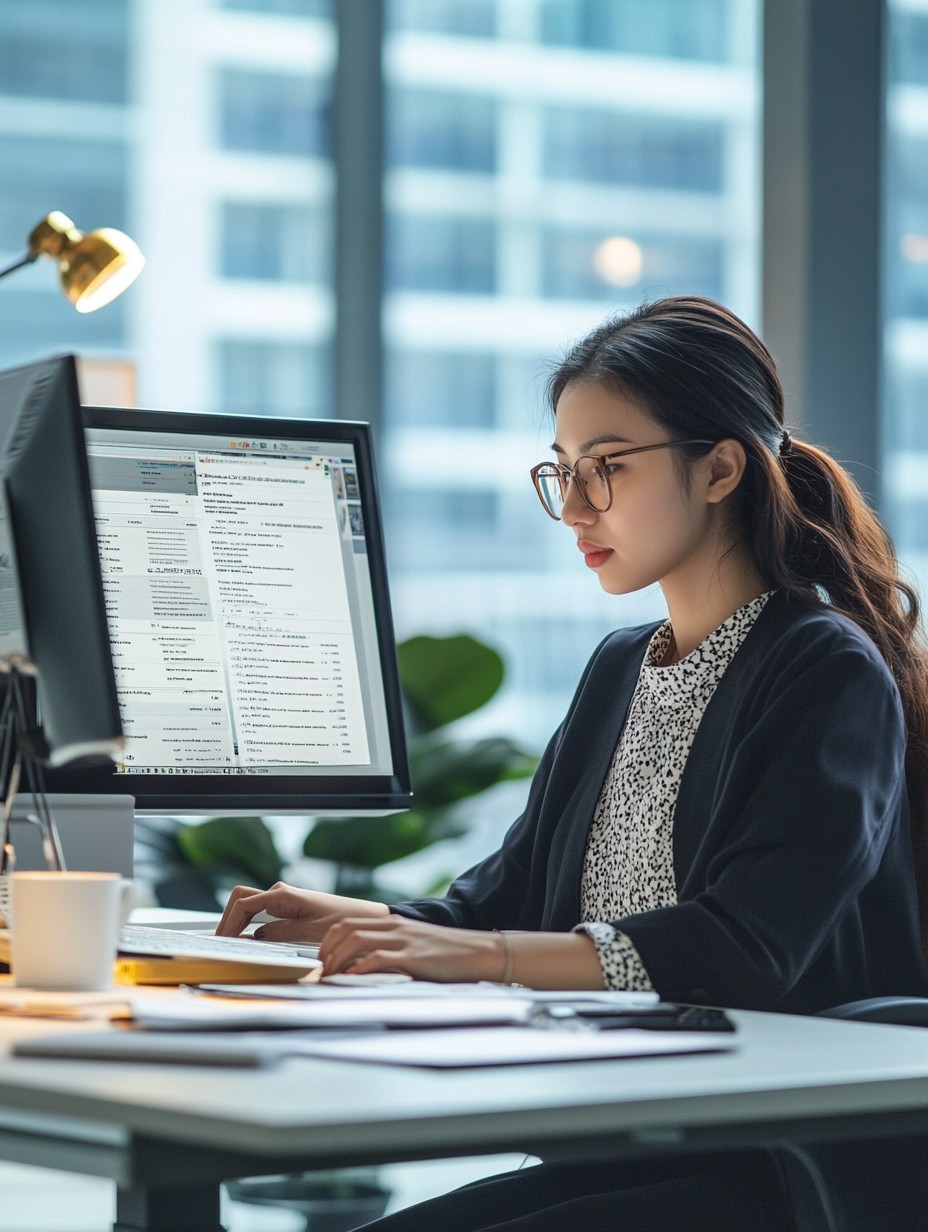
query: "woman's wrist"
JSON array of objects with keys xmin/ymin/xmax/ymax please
[
  {"xmin": 495, "ymin": 930, "xmax": 516, "ymax": 985},
  {"xmin": 488, "ymin": 931, "xmax": 606, "ymax": 991}
]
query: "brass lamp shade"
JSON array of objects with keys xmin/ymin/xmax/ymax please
[{"xmin": 26, "ymin": 211, "xmax": 145, "ymax": 312}]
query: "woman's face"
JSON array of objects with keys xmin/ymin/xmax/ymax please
[{"xmin": 552, "ymin": 380, "xmax": 724, "ymax": 597}]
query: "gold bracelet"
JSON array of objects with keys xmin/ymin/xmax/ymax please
[{"xmin": 496, "ymin": 930, "xmax": 514, "ymax": 986}]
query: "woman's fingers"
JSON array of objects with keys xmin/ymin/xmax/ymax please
[
  {"xmin": 317, "ymin": 916, "xmax": 496, "ymax": 981},
  {"xmin": 215, "ymin": 882, "xmax": 304, "ymax": 936},
  {"xmin": 319, "ymin": 918, "xmax": 409, "ymax": 973},
  {"xmin": 215, "ymin": 885, "xmax": 266, "ymax": 935}
]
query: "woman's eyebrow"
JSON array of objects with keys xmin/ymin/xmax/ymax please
[{"xmin": 551, "ymin": 435, "xmax": 634, "ymax": 456}]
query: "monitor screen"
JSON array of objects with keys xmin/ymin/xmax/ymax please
[
  {"xmin": 46, "ymin": 407, "xmax": 412, "ymax": 815},
  {"xmin": 0, "ymin": 356, "xmax": 123, "ymax": 768}
]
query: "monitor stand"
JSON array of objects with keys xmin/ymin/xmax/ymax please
[{"xmin": 0, "ymin": 657, "xmax": 61, "ymax": 924}]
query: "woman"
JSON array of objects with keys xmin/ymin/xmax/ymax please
[{"xmin": 218, "ymin": 297, "xmax": 928, "ymax": 1230}]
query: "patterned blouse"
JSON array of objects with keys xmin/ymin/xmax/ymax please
[{"xmin": 575, "ymin": 592, "xmax": 773, "ymax": 990}]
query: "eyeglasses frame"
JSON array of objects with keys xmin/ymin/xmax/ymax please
[{"xmin": 530, "ymin": 439, "xmax": 717, "ymax": 520}]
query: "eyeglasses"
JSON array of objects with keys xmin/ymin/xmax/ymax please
[{"xmin": 530, "ymin": 440, "xmax": 716, "ymax": 520}]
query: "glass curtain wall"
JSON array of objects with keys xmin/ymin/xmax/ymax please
[
  {"xmin": 886, "ymin": 0, "xmax": 928, "ymax": 589},
  {"xmin": 0, "ymin": 0, "xmax": 132, "ymax": 366},
  {"xmin": 0, "ymin": 0, "xmax": 760, "ymax": 752},
  {"xmin": 0, "ymin": 0, "xmax": 335, "ymax": 414},
  {"xmin": 382, "ymin": 0, "xmax": 761, "ymax": 744}
]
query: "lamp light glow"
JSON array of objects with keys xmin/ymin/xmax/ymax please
[{"xmin": 1, "ymin": 211, "xmax": 144, "ymax": 311}]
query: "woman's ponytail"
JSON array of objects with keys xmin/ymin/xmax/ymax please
[{"xmin": 754, "ymin": 439, "xmax": 928, "ymax": 950}]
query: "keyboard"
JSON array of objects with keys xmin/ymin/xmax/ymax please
[
  {"xmin": 119, "ymin": 924, "xmax": 321, "ymax": 968},
  {"xmin": 0, "ymin": 924, "xmax": 321, "ymax": 985}
]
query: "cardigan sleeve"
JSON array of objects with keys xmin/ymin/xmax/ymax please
[
  {"xmin": 390, "ymin": 717, "xmax": 568, "ymax": 930},
  {"xmin": 616, "ymin": 636, "xmax": 911, "ymax": 1010}
]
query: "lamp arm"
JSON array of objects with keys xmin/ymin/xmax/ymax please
[{"xmin": 0, "ymin": 253, "xmax": 38, "ymax": 281}]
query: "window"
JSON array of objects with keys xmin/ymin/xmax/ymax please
[
  {"xmin": 220, "ymin": 69, "xmax": 329, "ymax": 156},
  {"xmin": 0, "ymin": 0, "xmax": 128, "ymax": 103},
  {"xmin": 388, "ymin": 0, "xmax": 496, "ymax": 37},
  {"xmin": 389, "ymin": 90, "xmax": 497, "ymax": 173},
  {"xmin": 0, "ymin": 135, "xmax": 127, "ymax": 367},
  {"xmin": 383, "ymin": 0, "xmax": 760, "ymax": 744},
  {"xmin": 542, "ymin": 228, "xmax": 724, "ymax": 302},
  {"xmin": 539, "ymin": 0, "xmax": 731, "ymax": 62},
  {"xmin": 887, "ymin": 135, "xmax": 928, "ymax": 319},
  {"xmin": 221, "ymin": 202, "xmax": 328, "ymax": 283},
  {"xmin": 0, "ymin": 0, "xmax": 759, "ymax": 758},
  {"xmin": 543, "ymin": 108, "xmax": 725, "ymax": 191},
  {"xmin": 0, "ymin": 292, "xmax": 125, "ymax": 371},
  {"xmin": 220, "ymin": 0, "xmax": 330, "ymax": 14},
  {"xmin": 387, "ymin": 352, "xmax": 496, "ymax": 427},
  {"xmin": 0, "ymin": 137, "xmax": 126, "ymax": 249},
  {"xmin": 217, "ymin": 340, "xmax": 329, "ymax": 417},
  {"xmin": 888, "ymin": 368, "xmax": 928, "ymax": 454},
  {"xmin": 884, "ymin": 0, "xmax": 928, "ymax": 589},
  {"xmin": 386, "ymin": 489, "xmax": 502, "ymax": 571},
  {"xmin": 891, "ymin": 9, "xmax": 928, "ymax": 85},
  {"xmin": 388, "ymin": 215, "xmax": 496, "ymax": 293}
]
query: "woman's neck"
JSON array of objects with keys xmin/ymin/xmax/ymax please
[{"xmin": 660, "ymin": 549, "xmax": 769, "ymax": 663}]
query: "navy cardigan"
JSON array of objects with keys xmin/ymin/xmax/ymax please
[{"xmin": 394, "ymin": 591, "xmax": 928, "ymax": 1013}]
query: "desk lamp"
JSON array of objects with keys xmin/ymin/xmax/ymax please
[{"xmin": 0, "ymin": 211, "xmax": 144, "ymax": 311}]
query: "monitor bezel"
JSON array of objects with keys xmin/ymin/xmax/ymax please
[
  {"xmin": 45, "ymin": 405, "xmax": 413, "ymax": 816},
  {"xmin": 0, "ymin": 355, "xmax": 124, "ymax": 766}
]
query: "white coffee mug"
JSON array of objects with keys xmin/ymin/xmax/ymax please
[{"xmin": 10, "ymin": 871, "xmax": 135, "ymax": 991}]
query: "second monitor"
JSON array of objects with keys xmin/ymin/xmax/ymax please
[{"xmin": 47, "ymin": 407, "xmax": 412, "ymax": 817}]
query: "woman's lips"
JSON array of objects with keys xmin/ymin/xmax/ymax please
[{"xmin": 578, "ymin": 540, "xmax": 614, "ymax": 569}]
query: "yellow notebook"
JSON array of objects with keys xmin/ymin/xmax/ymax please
[
  {"xmin": 114, "ymin": 956, "xmax": 318, "ymax": 985},
  {"xmin": 0, "ymin": 930, "xmax": 318, "ymax": 986}
]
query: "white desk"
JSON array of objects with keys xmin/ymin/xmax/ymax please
[{"xmin": 1, "ymin": 1008, "xmax": 928, "ymax": 1231}]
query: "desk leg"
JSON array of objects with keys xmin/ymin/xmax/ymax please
[{"xmin": 114, "ymin": 1181, "xmax": 224, "ymax": 1232}]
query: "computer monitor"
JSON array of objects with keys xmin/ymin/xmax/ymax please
[
  {"xmin": 0, "ymin": 356, "xmax": 124, "ymax": 768},
  {"xmin": 45, "ymin": 407, "xmax": 412, "ymax": 816}
]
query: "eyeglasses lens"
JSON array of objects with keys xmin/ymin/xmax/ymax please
[
  {"xmin": 534, "ymin": 459, "xmax": 610, "ymax": 517},
  {"xmin": 577, "ymin": 457, "xmax": 610, "ymax": 510},
  {"xmin": 535, "ymin": 466, "xmax": 566, "ymax": 517}
]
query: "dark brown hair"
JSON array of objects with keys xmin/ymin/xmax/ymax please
[{"xmin": 548, "ymin": 295, "xmax": 928, "ymax": 949}]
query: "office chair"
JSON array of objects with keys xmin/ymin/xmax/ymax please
[{"xmin": 772, "ymin": 995, "xmax": 928, "ymax": 1232}]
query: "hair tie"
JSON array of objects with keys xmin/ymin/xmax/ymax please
[{"xmin": 779, "ymin": 430, "xmax": 793, "ymax": 456}]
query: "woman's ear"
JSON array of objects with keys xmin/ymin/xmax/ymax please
[{"xmin": 704, "ymin": 439, "xmax": 747, "ymax": 505}]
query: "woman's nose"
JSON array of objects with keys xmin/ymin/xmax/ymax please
[{"xmin": 560, "ymin": 479, "xmax": 594, "ymax": 527}]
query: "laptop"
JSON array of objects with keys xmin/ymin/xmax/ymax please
[{"xmin": 4, "ymin": 793, "xmax": 135, "ymax": 875}]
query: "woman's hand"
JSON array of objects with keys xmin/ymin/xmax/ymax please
[
  {"xmin": 215, "ymin": 882, "xmax": 389, "ymax": 943},
  {"xmin": 318, "ymin": 915, "xmax": 505, "ymax": 983}
]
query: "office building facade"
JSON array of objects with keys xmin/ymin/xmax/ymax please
[{"xmin": 2, "ymin": 0, "xmax": 920, "ymax": 748}]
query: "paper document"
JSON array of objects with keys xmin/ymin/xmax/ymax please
[
  {"xmin": 286, "ymin": 1025, "xmax": 738, "ymax": 1068},
  {"xmin": 132, "ymin": 993, "xmax": 537, "ymax": 1031},
  {"xmin": 197, "ymin": 983, "xmax": 660, "ymax": 1005}
]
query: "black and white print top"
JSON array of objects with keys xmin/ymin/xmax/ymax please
[{"xmin": 575, "ymin": 592, "xmax": 774, "ymax": 990}]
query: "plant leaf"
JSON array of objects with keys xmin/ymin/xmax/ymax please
[
  {"xmin": 133, "ymin": 817, "xmax": 227, "ymax": 910},
  {"xmin": 408, "ymin": 734, "xmax": 537, "ymax": 808},
  {"xmin": 303, "ymin": 808, "xmax": 468, "ymax": 871},
  {"xmin": 176, "ymin": 816, "xmax": 284, "ymax": 889},
  {"xmin": 397, "ymin": 635, "xmax": 504, "ymax": 732}
]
